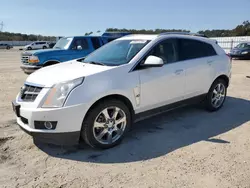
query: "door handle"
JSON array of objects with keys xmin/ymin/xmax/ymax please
[
  {"xmin": 207, "ymin": 60, "xmax": 214, "ymax": 65},
  {"xmin": 175, "ymin": 69, "xmax": 183, "ymax": 75}
]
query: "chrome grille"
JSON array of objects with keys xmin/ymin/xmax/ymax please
[
  {"xmin": 20, "ymin": 84, "xmax": 43, "ymax": 102},
  {"xmin": 21, "ymin": 56, "xmax": 30, "ymax": 64}
]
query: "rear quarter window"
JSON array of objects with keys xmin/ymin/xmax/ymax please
[{"xmin": 179, "ymin": 39, "xmax": 217, "ymax": 61}]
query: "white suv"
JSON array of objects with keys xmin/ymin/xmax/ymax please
[
  {"xmin": 24, "ymin": 41, "xmax": 49, "ymax": 50},
  {"xmin": 12, "ymin": 33, "xmax": 231, "ymax": 149}
]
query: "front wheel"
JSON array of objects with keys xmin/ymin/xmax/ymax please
[
  {"xmin": 81, "ymin": 99, "xmax": 131, "ymax": 149},
  {"xmin": 43, "ymin": 46, "xmax": 47, "ymax": 49},
  {"xmin": 205, "ymin": 79, "xmax": 227, "ymax": 112}
]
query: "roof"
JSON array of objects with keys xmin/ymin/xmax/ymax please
[
  {"xmin": 117, "ymin": 32, "xmax": 208, "ymax": 41},
  {"xmin": 117, "ymin": 34, "xmax": 158, "ymax": 40}
]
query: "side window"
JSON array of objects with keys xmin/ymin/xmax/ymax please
[
  {"xmin": 90, "ymin": 37, "xmax": 101, "ymax": 49},
  {"xmin": 148, "ymin": 39, "xmax": 177, "ymax": 64},
  {"xmin": 71, "ymin": 38, "xmax": 89, "ymax": 50},
  {"xmin": 179, "ymin": 39, "xmax": 216, "ymax": 61}
]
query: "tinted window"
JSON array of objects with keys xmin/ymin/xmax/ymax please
[
  {"xmin": 179, "ymin": 39, "xmax": 216, "ymax": 61},
  {"xmin": 148, "ymin": 39, "xmax": 177, "ymax": 64},
  {"xmin": 90, "ymin": 37, "xmax": 101, "ymax": 49},
  {"xmin": 71, "ymin": 38, "xmax": 88, "ymax": 50}
]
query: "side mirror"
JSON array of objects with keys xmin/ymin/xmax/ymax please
[
  {"xmin": 141, "ymin": 55, "xmax": 164, "ymax": 67},
  {"xmin": 77, "ymin": 45, "xmax": 82, "ymax": 50}
]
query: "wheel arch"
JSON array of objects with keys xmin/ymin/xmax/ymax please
[
  {"xmin": 43, "ymin": 60, "xmax": 61, "ymax": 67},
  {"xmin": 83, "ymin": 94, "xmax": 135, "ymax": 123},
  {"xmin": 213, "ymin": 75, "xmax": 230, "ymax": 88}
]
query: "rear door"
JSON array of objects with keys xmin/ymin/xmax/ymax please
[{"xmin": 178, "ymin": 39, "xmax": 217, "ymax": 98}]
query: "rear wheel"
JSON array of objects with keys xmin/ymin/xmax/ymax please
[
  {"xmin": 205, "ymin": 79, "xmax": 227, "ymax": 111},
  {"xmin": 6, "ymin": 46, "xmax": 10, "ymax": 50},
  {"xmin": 43, "ymin": 46, "xmax": 47, "ymax": 49},
  {"xmin": 81, "ymin": 99, "xmax": 131, "ymax": 149}
]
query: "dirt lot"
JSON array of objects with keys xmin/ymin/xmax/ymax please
[{"xmin": 0, "ymin": 49, "xmax": 250, "ymax": 188}]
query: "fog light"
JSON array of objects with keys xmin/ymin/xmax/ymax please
[
  {"xmin": 44, "ymin": 121, "xmax": 53, "ymax": 130},
  {"xmin": 34, "ymin": 121, "xmax": 57, "ymax": 130}
]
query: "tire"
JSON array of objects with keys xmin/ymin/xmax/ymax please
[
  {"xmin": 205, "ymin": 79, "xmax": 227, "ymax": 112},
  {"xmin": 43, "ymin": 46, "xmax": 47, "ymax": 49},
  {"xmin": 81, "ymin": 99, "xmax": 131, "ymax": 149},
  {"xmin": 6, "ymin": 46, "xmax": 10, "ymax": 50},
  {"xmin": 27, "ymin": 47, "xmax": 32, "ymax": 50}
]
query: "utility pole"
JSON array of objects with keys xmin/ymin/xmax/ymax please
[{"xmin": 0, "ymin": 21, "xmax": 4, "ymax": 32}]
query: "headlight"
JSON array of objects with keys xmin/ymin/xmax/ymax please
[
  {"xmin": 42, "ymin": 77, "xmax": 84, "ymax": 108},
  {"xmin": 28, "ymin": 55, "xmax": 40, "ymax": 63},
  {"xmin": 241, "ymin": 51, "xmax": 248, "ymax": 54}
]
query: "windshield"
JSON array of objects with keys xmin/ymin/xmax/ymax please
[
  {"xmin": 236, "ymin": 43, "xmax": 248, "ymax": 49},
  {"xmin": 83, "ymin": 39, "xmax": 150, "ymax": 66},
  {"xmin": 53, "ymin": 37, "xmax": 73, "ymax": 49}
]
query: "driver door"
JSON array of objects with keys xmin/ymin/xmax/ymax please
[
  {"xmin": 138, "ymin": 39, "xmax": 186, "ymax": 112},
  {"xmin": 64, "ymin": 38, "xmax": 92, "ymax": 61}
]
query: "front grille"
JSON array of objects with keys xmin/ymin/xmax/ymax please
[
  {"xmin": 20, "ymin": 84, "xmax": 43, "ymax": 102},
  {"xmin": 21, "ymin": 56, "xmax": 30, "ymax": 64}
]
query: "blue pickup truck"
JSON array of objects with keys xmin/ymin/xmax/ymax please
[{"xmin": 20, "ymin": 32, "xmax": 131, "ymax": 74}]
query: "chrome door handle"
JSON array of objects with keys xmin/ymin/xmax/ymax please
[
  {"xmin": 207, "ymin": 60, "xmax": 214, "ymax": 65},
  {"xmin": 175, "ymin": 69, "xmax": 183, "ymax": 75}
]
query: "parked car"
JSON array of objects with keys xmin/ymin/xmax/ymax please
[
  {"xmin": 229, "ymin": 42, "xmax": 250, "ymax": 59},
  {"xmin": 24, "ymin": 41, "xmax": 50, "ymax": 50},
  {"xmin": 20, "ymin": 32, "xmax": 131, "ymax": 74},
  {"xmin": 12, "ymin": 33, "xmax": 231, "ymax": 149},
  {"xmin": 0, "ymin": 43, "xmax": 13, "ymax": 49}
]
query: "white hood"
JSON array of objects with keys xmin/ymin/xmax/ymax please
[{"xmin": 26, "ymin": 61, "xmax": 114, "ymax": 87}]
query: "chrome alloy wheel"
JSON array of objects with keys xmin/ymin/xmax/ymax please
[
  {"xmin": 93, "ymin": 107, "xmax": 127, "ymax": 145},
  {"xmin": 211, "ymin": 83, "xmax": 226, "ymax": 108}
]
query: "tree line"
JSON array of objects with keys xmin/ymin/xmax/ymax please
[
  {"xmin": 0, "ymin": 21, "xmax": 249, "ymax": 41},
  {"xmin": 106, "ymin": 21, "xmax": 250, "ymax": 37},
  {"xmin": 0, "ymin": 32, "xmax": 56, "ymax": 41}
]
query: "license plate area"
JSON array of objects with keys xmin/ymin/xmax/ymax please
[{"xmin": 12, "ymin": 101, "xmax": 20, "ymax": 117}]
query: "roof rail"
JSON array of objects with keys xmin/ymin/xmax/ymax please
[{"xmin": 159, "ymin": 32, "xmax": 208, "ymax": 38}]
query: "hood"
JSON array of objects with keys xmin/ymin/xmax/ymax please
[
  {"xmin": 26, "ymin": 60, "xmax": 114, "ymax": 87},
  {"xmin": 22, "ymin": 48, "xmax": 62, "ymax": 56}
]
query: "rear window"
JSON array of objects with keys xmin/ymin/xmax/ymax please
[{"xmin": 179, "ymin": 39, "xmax": 217, "ymax": 61}]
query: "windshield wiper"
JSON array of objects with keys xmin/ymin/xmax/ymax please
[{"xmin": 85, "ymin": 61, "xmax": 106, "ymax": 66}]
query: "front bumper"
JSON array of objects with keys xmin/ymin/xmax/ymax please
[
  {"xmin": 18, "ymin": 119, "xmax": 80, "ymax": 145},
  {"xmin": 229, "ymin": 53, "xmax": 250, "ymax": 58},
  {"xmin": 20, "ymin": 64, "xmax": 42, "ymax": 74},
  {"xmin": 13, "ymin": 101, "xmax": 88, "ymax": 146}
]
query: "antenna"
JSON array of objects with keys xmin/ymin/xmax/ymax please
[{"xmin": 0, "ymin": 21, "xmax": 4, "ymax": 32}]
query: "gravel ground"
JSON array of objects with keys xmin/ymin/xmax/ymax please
[{"xmin": 0, "ymin": 49, "xmax": 250, "ymax": 188}]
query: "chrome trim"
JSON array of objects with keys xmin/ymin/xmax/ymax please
[{"xmin": 24, "ymin": 82, "xmax": 45, "ymax": 88}]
